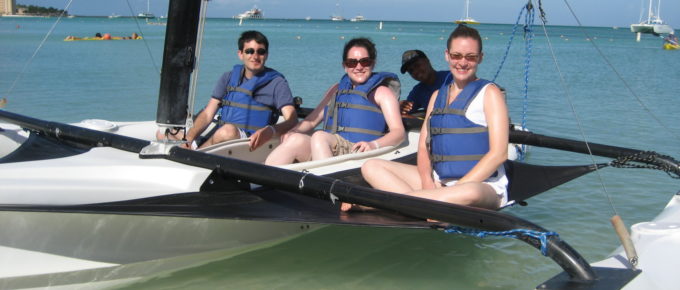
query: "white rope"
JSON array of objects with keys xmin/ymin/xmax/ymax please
[
  {"xmin": 4, "ymin": 0, "xmax": 74, "ymax": 99},
  {"xmin": 125, "ymin": 0, "xmax": 161, "ymax": 75},
  {"xmin": 186, "ymin": 0, "xmax": 210, "ymax": 129}
]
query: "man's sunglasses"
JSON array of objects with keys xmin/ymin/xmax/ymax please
[
  {"xmin": 243, "ymin": 48, "xmax": 267, "ymax": 55},
  {"xmin": 344, "ymin": 57, "xmax": 374, "ymax": 68}
]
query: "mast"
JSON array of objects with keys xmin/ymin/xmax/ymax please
[
  {"xmin": 156, "ymin": 0, "xmax": 202, "ymax": 129},
  {"xmin": 465, "ymin": 0, "xmax": 470, "ymax": 19}
]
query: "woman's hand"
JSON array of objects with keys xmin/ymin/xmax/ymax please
[{"xmin": 351, "ymin": 140, "xmax": 379, "ymax": 153}]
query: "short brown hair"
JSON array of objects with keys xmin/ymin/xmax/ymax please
[
  {"xmin": 447, "ymin": 24, "xmax": 482, "ymax": 53},
  {"xmin": 342, "ymin": 37, "xmax": 377, "ymax": 62}
]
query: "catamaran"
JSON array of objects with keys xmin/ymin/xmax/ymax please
[
  {"xmin": 630, "ymin": 0, "xmax": 674, "ymax": 36},
  {"xmin": 1, "ymin": 0, "xmax": 679, "ymax": 289}
]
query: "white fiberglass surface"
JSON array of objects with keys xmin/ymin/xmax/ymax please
[{"xmin": 0, "ymin": 147, "xmax": 211, "ymax": 204}]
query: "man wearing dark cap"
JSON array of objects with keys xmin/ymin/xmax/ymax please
[{"xmin": 399, "ymin": 49, "xmax": 450, "ymax": 115}]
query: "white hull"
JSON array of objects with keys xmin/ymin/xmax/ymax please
[
  {"xmin": 0, "ymin": 115, "xmax": 525, "ymax": 288},
  {"xmin": 0, "ymin": 212, "xmax": 317, "ymax": 289},
  {"xmin": 631, "ymin": 0, "xmax": 674, "ymax": 35},
  {"xmin": 591, "ymin": 195, "xmax": 680, "ymax": 289},
  {"xmin": 630, "ymin": 23, "xmax": 674, "ymax": 34},
  {"xmin": 137, "ymin": 12, "xmax": 155, "ymax": 19},
  {"xmin": 0, "ymin": 118, "xmax": 422, "ymax": 287}
]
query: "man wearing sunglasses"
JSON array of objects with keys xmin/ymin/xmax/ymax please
[
  {"xmin": 163, "ymin": 30, "xmax": 297, "ymax": 150},
  {"xmin": 399, "ymin": 49, "xmax": 450, "ymax": 116}
]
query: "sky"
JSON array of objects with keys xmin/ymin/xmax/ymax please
[{"xmin": 16, "ymin": 0, "xmax": 680, "ymax": 28}]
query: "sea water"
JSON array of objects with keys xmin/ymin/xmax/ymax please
[{"xmin": 1, "ymin": 15, "xmax": 679, "ymax": 289}]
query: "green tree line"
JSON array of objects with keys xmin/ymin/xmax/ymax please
[{"xmin": 17, "ymin": 5, "xmax": 68, "ymax": 16}]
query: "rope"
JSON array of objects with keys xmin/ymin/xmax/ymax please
[
  {"xmin": 125, "ymin": 0, "xmax": 161, "ymax": 75},
  {"xmin": 518, "ymin": 2, "xmax": 536, "ymax": 161},
  {"xmin": 491, "ymin": 6, "xmax": 525, "ymax": 82},
  {"xmin": 298, "ymin": 170, "xmax": 310, "ymax": 190},
  {"xmin": 492, "ymin": 1, "xmax": 537, "ymax": 161},
  {"xmin": 562, "ymin": 0, "xmax": 680, "ymax": 145},
  {"xmin": 444, "ymin": 226, "xmax": 559, "ymax": 256},
  {"xmin": 186, "ymin": 0, "xmax": 210, "ymax": 129},
  {"xmin": 610, "ymin": 151, "xmax": 680, "ymax": 179},
  {"xmin": 4, "ymin": 0, "xmax": 74, "ymax": 99},
  {"xmin": 540, "ymin": 2, "xmax": 618, "ymax": 216}
]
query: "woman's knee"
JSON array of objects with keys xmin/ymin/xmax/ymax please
[
  {"xmin": 310, "ymin": 131, "xmax": 334, "ymax": 151},
  {"xmin": 362, "ymin": 159, "xmax": 384, "ymax": 172},
  {"xmin": 442, "ymin": 183, "xmax": 498, "ymax": 208},
  {"xmin": 282, "ymin": 132, "xmax": 309, "ymax": 148},
  {"xmin": 361, "ymin": 159, "xmax": 389, "ymax": 179},
  {"xmin": 310, "ymin": 131, "xmax": 331, "ymax": 145}
]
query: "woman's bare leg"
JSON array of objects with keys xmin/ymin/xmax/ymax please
[
  {"xmin": 265, "ymin": 133, "xmax": 312, "ymax": 165},
  {"xmin": 341, "ymin": 159, "xmax": 422, "ymax": 212},
  {"xmin": 361, "ymin": 159, "xmax": 421, "ymax": 193},
  {"xmin": 408, "ymin": 182, "xmax": 501, "ymax": 209},
  {"xmin": 310, "ymin": 131, "xmax": 337, "ymax": 160}
]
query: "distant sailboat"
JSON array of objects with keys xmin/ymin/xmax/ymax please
[
  {"xmin": 331, "ymin": 1, "xmax": 344, "ymax": 21},
  {"xmin": 630, "ymin": 0, "xmax": 674, "ymax": 36},
  {"xmin": 454, "ymin": 0, "xmax": 479, "ymax": 25},
  {"xmin": 137, "ymin": 0, "xmax": 155, "ymax": 19}
]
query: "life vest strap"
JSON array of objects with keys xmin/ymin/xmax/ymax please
[
  {"xmin": 430, "ymin": 127, "xmax": 488, "ymax": 135},
  {"xmin": 432, "ymin": 154, "xmax": 485, "ymax": 162},
  {"xmin": 226, "ymin": 86, "xmax": 253, "ymax": 96},
  {"xmin": 431, "ymin": 108, "xmax": 465, "ymax": 116},
  {"xmin": 221, "ymin": 100, "xmax": 271, "ymax": 111},
  {"xmin": 335, "ymin": 102, "xmax": 382, "ymax": 113},
  {"xmin": 337, "ymin": 89, "xmax": 367, "ymax": 98}
]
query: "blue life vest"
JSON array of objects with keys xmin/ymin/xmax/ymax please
[
  {"xmin": 219, "ymin": 64, "xmax": 282, "ymax": 135},
  {"xmin": 323, "ymin": 72, "xmax": 400, "ymax": 143},
  {"xmin": 429, "ymin": 79, "xmax": 492, "ymax": 179}
]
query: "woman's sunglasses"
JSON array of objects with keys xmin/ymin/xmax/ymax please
[
  {"xmin": 448, "ymin": 52, "xmax": 479, "ymax": 62},
  {"xmin": 344, "ymin": 57, "xmax": 374, "ymax": 68},
  {"xmin": 243, "ymin": 48, "xmax": 267, "ymax": 55}
]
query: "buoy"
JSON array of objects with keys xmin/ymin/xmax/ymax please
[{"xmin": 103, "ymin": 33, "xmax": 112, "ymax": 40}]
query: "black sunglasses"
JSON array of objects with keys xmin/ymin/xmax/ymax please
[
  {"xmin": 244, "ymin": 48, "xmax": 267, "ymax": 55},
  {"xmin": 344, "ymin": 57, "xmax": 374, "ymax": 68}
]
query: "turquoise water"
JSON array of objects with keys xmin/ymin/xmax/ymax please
[{"xmin": 2, "ymin": 15, "xmax": 680, "ymax": 289}]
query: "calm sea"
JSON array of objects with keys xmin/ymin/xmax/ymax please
[{"xmin": 1, "ymin": 14, "xmax": 679, "ymax": 289}]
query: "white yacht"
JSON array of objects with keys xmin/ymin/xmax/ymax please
[
  {"xmin": 235, "ymin": 6, "xmax": 263, "ymax": 19},
  {"xmin": 630, "ymin": 0, "xmax": 674, "ymax": 34},
  {"xmin": 350, "ymin": 14, "xmax": 365, "ymax": 22}
]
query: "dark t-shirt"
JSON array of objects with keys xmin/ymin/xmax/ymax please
[
  {"xmin": 210, "ymin": 68, "xmax": 294, "ymax": 111},
  {"xmin": 405, "ymin": 70, "xmax": 450, "ymax": 113}
]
